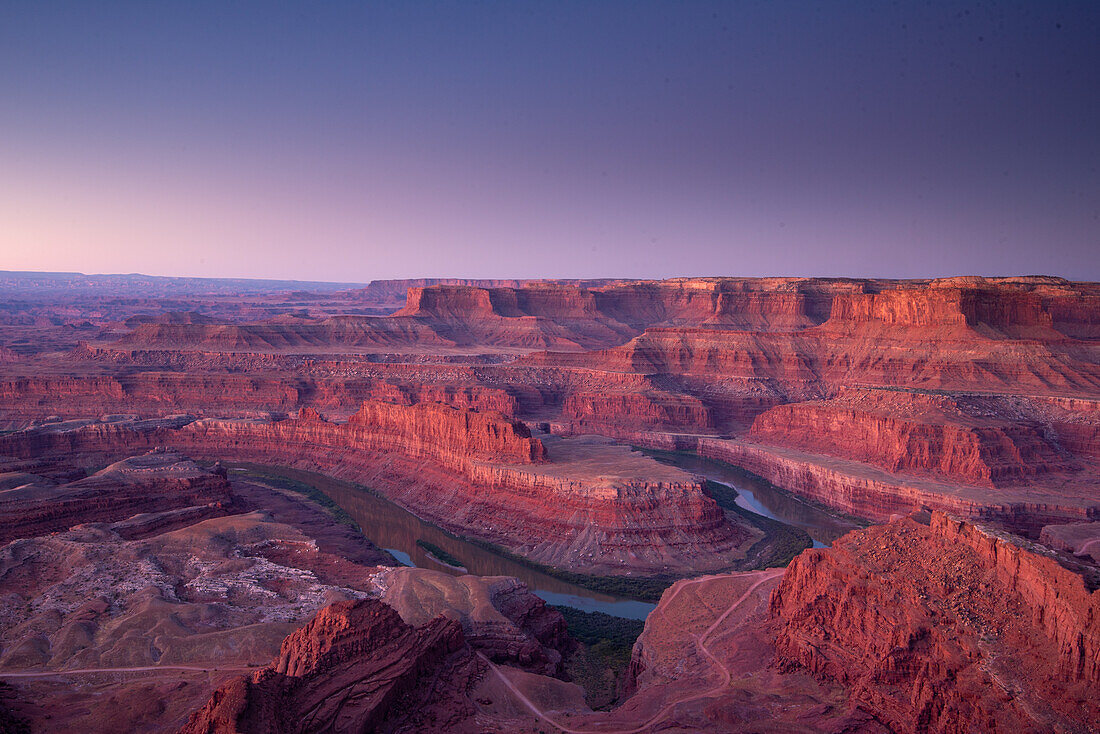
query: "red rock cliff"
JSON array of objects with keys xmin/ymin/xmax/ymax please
[
  {"xmin": 0, "ymin": 409, "xmax": 750, "ymax": 575},
  {"xmin": 345, "ymin": 400, "xmax": 546, "ymax": 464},
  {"xmin": 178, "ymin": 599, "xmax": 477, "ymax": 734},
  {"xmin": 748, "ymin": 390, "xmax": 1076, "ymax": 487},
  {"xmin": 770, "ymin": 512, "xmax": 1100, "ymax": 733}
]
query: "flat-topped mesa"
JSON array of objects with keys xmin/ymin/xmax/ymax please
[
  {"xmin": 587, "ymin": 277, "xmax": 854, "ymax": 330},
  {"xmin": 344, "ymin": 400, "xmax": 547, "ymax": 464},
  {"xmin": 396, "ymin": 283, "xmax": 604, "ymax": 319},
  {"xmin": 392, "ymin": 284, "xmax": 636, "ymax": 350},
  {"xmin": 394, "ymin": 284, "xmax": 501, "ymax": 318},
  {"xmin": 818, "ymin": 285, "xmax": 1060, "ymax": 340},
  {"xmin": 397, "ymin": 278, "xmax": 855, "ymax": 333},
  {"xmin": 770, "ymin": 512, "xmax": 1100, "ymax": 732}
]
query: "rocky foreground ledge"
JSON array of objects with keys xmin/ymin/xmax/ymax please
[
  {"xmin": 174, "ymin": 510, "xmax": 1100, "ymax": 733},
  {"xmin": 1, "ymin": 443, "xmax": 1096, "ymax": 732}
]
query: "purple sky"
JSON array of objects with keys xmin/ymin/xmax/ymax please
[{"xmin": 1, "ymin": 1, "xmax": 1097, "ymax": 281}]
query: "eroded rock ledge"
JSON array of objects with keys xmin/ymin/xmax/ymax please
[
  {"xmin": 770, "ymin": 511, "xmax": 1100, "ymax": 732},
  {"xmin": 0, "ymin": 402, "xmax": 752, "ymax": 575},
  {"xmin": 179, "ymin": 600, "xmax": 479, "ymax": 734}
]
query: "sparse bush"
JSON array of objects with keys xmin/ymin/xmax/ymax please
[{"xmin": 415, "ymin": 539, "xmax": 464, "ymax": 568}]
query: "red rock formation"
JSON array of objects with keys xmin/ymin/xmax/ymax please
[
  {"xmin": 1045, "ymin": 294, "xmax": 1100, "ymax": 339},
  {"xmin": 344, "ymin": 400, "xmax": 546, "ymax": 464},
  {"xmin": 7, "ymin": 276, "xmax": 1100, "ymax": 544},
  {"xmin": 526, "ymin": 318, "xmax": 1100, "ymax": 397},
  {"xmin": 179, "ymin": 599, "xmax": 480, "ymax": 734},
  {"xmin": 561, "ymin": 389, "xmax": 714, "ymax": 431},
  {"xmin": 0, "ymin": 451, "xmax": 232, "ymax": 545},
  {"xmin": 571, "ymin": 426, "xmax": 1100, "ymax": 533},
  {"xmin": 0, "ymin": 407, "xmax": 752, "ymax": 575},
  {"xmin": 0, "ymin": 369, "xmax": 517, "ymax": 420},
  {"xmin": 0, "ymin": 401, "xmax": 546, "ymax": 471},
  {"xmin": 770, "ymin": 512, "xmax": 1100, "ymax": 733},
  {"xmin": 819, "ymin": 285, "xmax": 1061, "ymax": 340},
  {"xmin": 346, "ymin": 276, "xmax": 624, "ymax": 310},
  {"xmin": 522, "ymin": 279, "xmax": 1100, "ymax": 405},
  {"xmin": 748, "ymin": 390, "xmax": 1077, "ymax": 487}
]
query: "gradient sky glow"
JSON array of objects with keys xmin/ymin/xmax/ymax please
[{"xmin": 2, "ymin": 1, "xmax": 1098, "ymax": 281}]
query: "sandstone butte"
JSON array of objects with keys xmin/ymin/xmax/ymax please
[{"xmin": 0, "ymin": 401, "xmax": 755, "ymax": 576}]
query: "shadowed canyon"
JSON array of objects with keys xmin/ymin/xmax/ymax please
[{"xmin": 1, "ymin": 273, "xmax": 1098, "ymax": 732}]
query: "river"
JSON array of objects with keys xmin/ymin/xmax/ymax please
[
  {"xmin": 642, "ymin": 449, "xmax": 863, "ymax": 546},
  {"xmin": 238, "ymin": 451, "xmax": 860, "ymax": 621},
  {"xmin": 234, "ymin": 465, "xmax": 657, "ymax": 620}
]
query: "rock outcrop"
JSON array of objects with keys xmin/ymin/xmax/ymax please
[
  {"xmin": 0, "ymin": 370, "xmax": 518, "ymax": 420},
  {"xmin": 747, "ymin": 390, "xmax": 1077, "ymax": 487},
  {"xmin": 562, "ymin": 389, "xmax": 714, "ymax": 431},
  {"xmin": 179, "ymin": 600, "xmax": 481, "ymax": 734},
  {"xmin": 770, "ymin": 512, "xmax": 1100, "ymax": 733},
  {"xmin": 344, "ymin": 400, "xmax": 546, "ymax": 464},
  {"xmin": 0, "ymin": 406, "xmax": 753, "ymax": 575},
  {"xmin": 0, "ymin": 450, "xmax": 233, "ymax": 545},
  {"xmin": 374, "ymin": 568, "xmax": 569, "ymax": 676}
]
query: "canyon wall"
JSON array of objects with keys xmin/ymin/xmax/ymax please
[
  {"xmin": 552, "ymin": 425, "xmax": 1100, "ymax": 532},
  {"xmin": 0, "ymin": 452, "xmax": 232, "ymax": 545},
  {"xmin": 770, "ymin": 512, "xmax": 1100, "ymax": 733},
  {"xmin": 0, "ymin": 371, "xmax": 517, "ymax": 420},
  {"xmin": 747, "ymin": 391, "xmax": 1077, "ymax": 487},
  {"xmin": 0, "ymin": 406, "xmax": 751, "ymax": 575},
  {"xmin": 561, "ymin": 389, "xmax": 714, "ymax": 431}
]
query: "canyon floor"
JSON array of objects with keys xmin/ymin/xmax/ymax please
[{"xmin": 1, "ymin": 273, "xmax": 1098, "ymax": 732}]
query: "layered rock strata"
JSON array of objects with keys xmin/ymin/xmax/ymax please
[
  {"xmin": 747, "ymin": 390, "xmax": 1078, "ymax": 487},
  {"xmin": 0, "ymin": 451, "xmax": 233, "ymax": 545},
  {"xmin": 178, "ymin": 599, "xmax": 481, "ymax": 734},
  {"xmin": 0, "ymin": 404, "xmax": 751, "ymax": 575},
  {"xmin": 770, "ymin": 512, "xmax": 1100, "ymax": 733},
  {"xmin": 553, "ymin": 426, "xmax": 1100, "ymax": 534}
]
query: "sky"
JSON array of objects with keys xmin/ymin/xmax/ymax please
[{"xmin": 1, "ymin": 1, "xmax": 1097, "ymax": 282}]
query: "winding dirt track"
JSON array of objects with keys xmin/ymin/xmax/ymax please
[
  {"xmin": 0, "ymin": 665, "xmax": 253, "ymax": 678},
  {"xmin": 1075, "ymin": 537, "xmax": 1100, "ymax": 557},
  {"xmin": 482, "ymin": 567, "xmax": 784, "ymax": 734}
]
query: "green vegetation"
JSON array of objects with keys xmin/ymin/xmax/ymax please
[
  {"xmin": 552, "ymin": 606, "xmax": 645, "ymax": 710},
  {"xmin": 464, "ymin": 537, "xmax": 679, "ymax": 602},
  {"xmin": 415, "ymin": 539, "xmax": 465, "ymax": 568},
  {"xmin": 702, "ymin": 480, "xmax": 813, "ymax": 568},
  {"xmin": 221, "ymin": 463, "xmax": 363, "ymax": 530},
  {"xmin": 209, "ymin": 461, "xmax": 684, "ymax": 601},
  {"xmin": 553, "ymin": 606, "xmax": 645, "ymax": 649}
]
